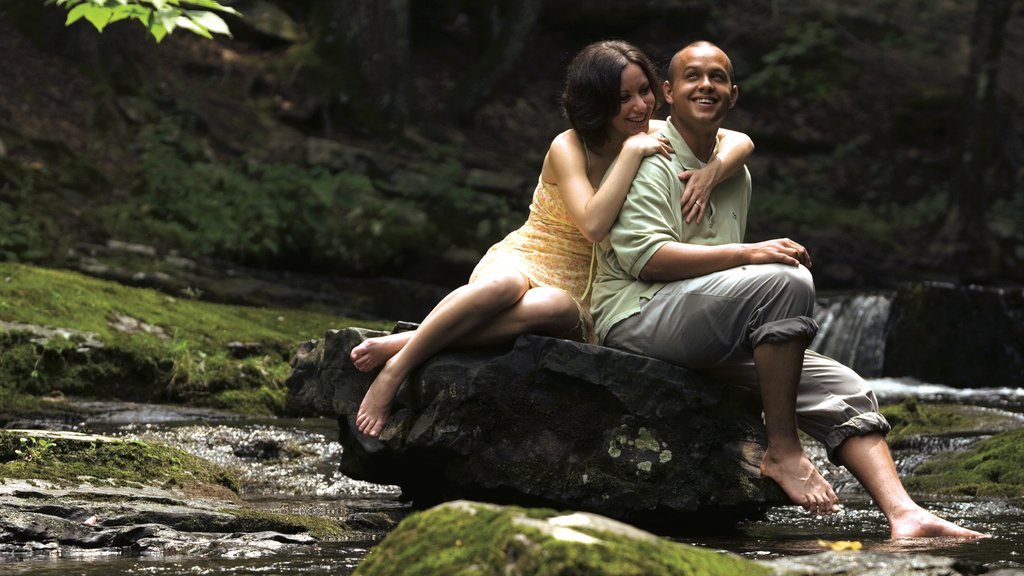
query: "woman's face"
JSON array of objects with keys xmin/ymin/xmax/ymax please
[{"xmin": 608, "ymin": 62, "xmax": 655, "ymax": 142}]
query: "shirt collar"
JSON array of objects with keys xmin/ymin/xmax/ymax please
[{"xmin": 659, "ymin": 117, "xmax": 720, "ymax": 172}]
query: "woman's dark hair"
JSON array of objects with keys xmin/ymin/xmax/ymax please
[{"xmin": 561, "ymin": 40, "xmax": 660, "ymax": 148}]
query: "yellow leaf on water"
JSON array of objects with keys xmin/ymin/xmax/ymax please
[{"xmin": 817, "ymin": 539, "xmax": 863, "ymax": 551}]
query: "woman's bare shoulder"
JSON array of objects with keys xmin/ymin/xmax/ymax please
[
  {"xmin": 547, "ymin": 129, "xmax": 586, "ymax": 160},
  {"xmin": 648, "ymin": 119, "xmax": 667, "ymax": 133},
  {"xmin": 543, "ymin": 129, "xmax": 585, "ymax": 181}
]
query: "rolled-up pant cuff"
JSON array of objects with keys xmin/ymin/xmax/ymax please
[
  {"xmin": 823, "ymin": 412, "xmax": 892, "ymax": 464},
  {"xmin": 749, "ymin": 316, "xmax": 818, "ymax": 348}
]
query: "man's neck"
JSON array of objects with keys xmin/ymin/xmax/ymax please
[{"xmin": 669, "ymin": 117, "xmax": 719, "ymax": 163}]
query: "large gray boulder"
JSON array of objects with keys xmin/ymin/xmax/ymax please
[{"xmin": 286, "ymin": 326, "xmax": 787, "ymax": 533}]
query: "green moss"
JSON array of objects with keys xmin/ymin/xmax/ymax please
[
  {"xmin": 356, "ymin": 504, "xmax": 513, "ymax": 576},
  {"xmin": 0, "ymin": 262, "xmax": 385, "ymax": 415},
  {"xmin": 879, "ymin": 397, "xmax": 1021, "ymax": 447},
  {"xmin": 0, "ymin": 430, "xmax": 240, "ymax": 493},
  {"xmin": 355, "ymin": 502, "xmax": 768, "ymax": 576},
  {"xmin": 208, "ymin": 385, "xmax": 287, "ymax": 416},
  {"xmin": 880, "ymin": 397, "xmax": 972, "ymax": 444},
  {"xmin": 227, "ymin": 507, "xmax": 351, "ymax": 540},
  {"xmin": 904, "ymin": 428, "xmax": 1024, "ymax": 499}
]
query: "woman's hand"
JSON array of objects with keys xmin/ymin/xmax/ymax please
[
  {"xmin": 623, "ymin": 132, "xmax": 672, "ymax": 159},
  {"xmin": 678, "ymin": 164, "xmax": 719, "ymax": 224}
]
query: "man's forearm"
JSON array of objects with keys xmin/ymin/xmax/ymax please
[{"xmin": 639, "ymin": 242, "xmax": 749, "ymax": 282}]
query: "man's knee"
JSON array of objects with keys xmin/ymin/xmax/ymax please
[{"xmin": 752, "ymin": 264, "xmax": 815, "ymax": 314}]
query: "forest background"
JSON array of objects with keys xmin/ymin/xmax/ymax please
[{"xmin": 1, "ymin": 0, "xmax": 1022, "ymax": 300}]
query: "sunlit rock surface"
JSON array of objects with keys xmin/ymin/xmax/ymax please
[
  {"xmin": 353, "ymin": 500, "xmax": 770, "ymax": 576},
  {"xmin": 0, "ymin": 429, "xmax": 359, "ymax": 558},
  {"xmin": 287, "ymin": 326, "xmax": 788, "ymax": 533}
]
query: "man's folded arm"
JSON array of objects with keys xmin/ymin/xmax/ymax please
[{"xmin": 639, "ymin": 242, "xmax": 749, "ymax": 282}]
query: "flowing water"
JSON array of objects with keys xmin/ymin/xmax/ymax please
[{"xmin": 2, "ymin": 293, "xmax": 1023, "ymax": 575}]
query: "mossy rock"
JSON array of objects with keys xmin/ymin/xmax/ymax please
[
  {"xmin": 354, "ymin": 500, "xmax": 769, "ymax": 576},
  {"xmin": 0, "ymin": 429, "xmax": 240, "ymax": 494},
  {"xmin": 903, "ymin": 428, "xmax": 1024, "ymax": 499},
  {"xmin": 0, "ymin": 262, "xmax": 380, "ymax": 416},
  {"xmin": 880, "ymin": 397, "xmax": 1024, "ymax": 446}
]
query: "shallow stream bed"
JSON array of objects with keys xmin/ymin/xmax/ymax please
[{"xmin": 2, "ymin": 381, "xmax": 1022, "ymax": 575}]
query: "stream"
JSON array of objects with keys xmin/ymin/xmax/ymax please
[
  {"xmin": 1, "ymin": 378, "xmax": 1021, "ymax": 575},
  {"xmin": 2, "ymin": 293, "xmax": 1023, "ymax": 575}
]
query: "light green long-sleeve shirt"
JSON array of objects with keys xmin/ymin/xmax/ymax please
[{"xmin": 591, "ymin": 118, "xmax": 752, "ymax": 343}]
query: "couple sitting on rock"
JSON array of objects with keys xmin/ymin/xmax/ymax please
[{"xmin": 347, "ymin": 39, "xmax": 983, "ymax": 540}]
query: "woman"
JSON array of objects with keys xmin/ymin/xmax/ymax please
[{"xmin": 353, "ymin": 40, "xmax": 754, "ymax": 437}]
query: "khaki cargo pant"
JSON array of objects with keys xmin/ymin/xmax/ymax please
[{"xmin": 604, "ymin": 263, "xmax": 890, "ymax": 461}]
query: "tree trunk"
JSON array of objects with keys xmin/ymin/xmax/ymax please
[
  {"xmin": 941, "ymin": 0, "xmax": 1016, "ymax": 281},
  {"xmin": 447, "ymin": 0, "xmax": 543, "ymax": 122},
  {"xmin": 312, "ymin": 0, "xmax": 410, "ymax": 135}
]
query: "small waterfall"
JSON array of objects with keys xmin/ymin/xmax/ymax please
[{"xmin": 811, "ymin": 293, "xmax": 893, "ymax": 378}]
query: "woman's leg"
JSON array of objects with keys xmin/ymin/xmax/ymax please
[
  {"xmin": 351, "ymin": 286, "xmax": 584, "ymax": 372},
  {"xmin": 351, "ymin": 331, "xmax": 414, "ymax": 372},
  {"xmin": 356, "ymin": 274, "xmax": 581, "ymax": 437},
  {"xmin": 834, "ymin": 434, "xmax": 985, "ymax": 538}
]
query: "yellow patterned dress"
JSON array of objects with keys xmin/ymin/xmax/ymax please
[{"xmin": 469, "ymin": 178, "xmax": 596, "ymax": 343}]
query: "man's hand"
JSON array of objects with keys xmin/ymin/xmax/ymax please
[{"xmin": 747, "ymin": 238, "xmax": 812, "ymax": 268}]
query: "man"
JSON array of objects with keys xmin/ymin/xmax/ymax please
[{"xmin": 592, "ymin": 41, "xmax": 983, "ymax": 538}]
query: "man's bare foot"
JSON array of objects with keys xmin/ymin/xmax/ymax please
[
  {"xmin": 350, "ymin": 332, "xmax": 412, "ymax": 372},
  {"xmin": 761, "ymin": 447, "xmax": 841, "ymax": 515},
  {"xmin": 889, "ymin": 505, "xmax": 986, "ymax": 539},
  {"xmin": 355, "ymin": 364, "xmax": 405, "ymax": 437}
]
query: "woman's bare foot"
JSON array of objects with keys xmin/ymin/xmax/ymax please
[
  {"xmin": 888, "ymin": 505, "xmax": 986, "ymax": 539},
  {"xmin": 761, "ymin": 447, "xmax": 841, "ymax": 515},
  {"xmin": 355, "ymin": 363, "xmax": 405, "ymax": 437},
  {"xmin": 350, "ymin": 332, "xmax": 412, "ymax": 372}
]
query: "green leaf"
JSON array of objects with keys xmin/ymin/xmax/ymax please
[
  {"xmin": 186, "ymin": 10, "xmax": 230, "ymax": 37},
  {"xmin": 183, "ymin": 0, "xmax": 240, "ymax": 16},
  {"xmin": 108, "ymin": 4, "xmax": 149, "ymax": 22},
  {"xmin": 175, "ymin": 16, "xmax": 213, "ymax": 39},
  {"xmin": 56, "ymin": 0, "xmax": 235, "ymax": 42},
  {"xmin": 67, "ymin": 4, "xmax": 114, "ymax": 32},
  {"xmin": 148, "ymin": 17, "xmax": 169, "ymax": 42},
  {"xmin": 65, "ymin": 3, "xmax": 90, "ymax": 25}
]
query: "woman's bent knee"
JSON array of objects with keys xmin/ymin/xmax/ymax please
[
  {"xmin": 521, "ymin": 287, "xmax": 580, "ymax": 333},
  {"xmin": 469, "ymin": 272, "xmax": 529, "ymax": 307}
]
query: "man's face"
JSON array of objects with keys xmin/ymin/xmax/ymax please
[{"xmin": 663, "ymin": 45, "xmax": 738, "ymax": 129}]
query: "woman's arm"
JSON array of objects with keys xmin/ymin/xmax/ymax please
[
  {"xmin": 678, "ymin": 128, "xmax": 754, "ymax": 224},
  {"xmin": 548, "ymin": 131, "xmax": 671, "ymax": 243}
]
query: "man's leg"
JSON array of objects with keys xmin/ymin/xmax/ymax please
[
  {"xmin": 754, "ymin": 339, "xmax": 839, "ymax": 514},
  {"xmin": 834, "ymin": 433, "xmax": 985, "ymax": 538},
  {"xmin": 716, "ymin": 350, "xmax": 984, "ymax": 537},
  {"xmin": 606, "ymin": 263, "xmax": 837, "ymax": 513}
]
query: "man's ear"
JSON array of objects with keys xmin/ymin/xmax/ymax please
[
  {"xmin": 662, "ymin": 79, "xmax": 673, "ymax": 104},
  {"xmin": 728, "ymin": 84, "xmax": 739, "ymax": 109}
]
